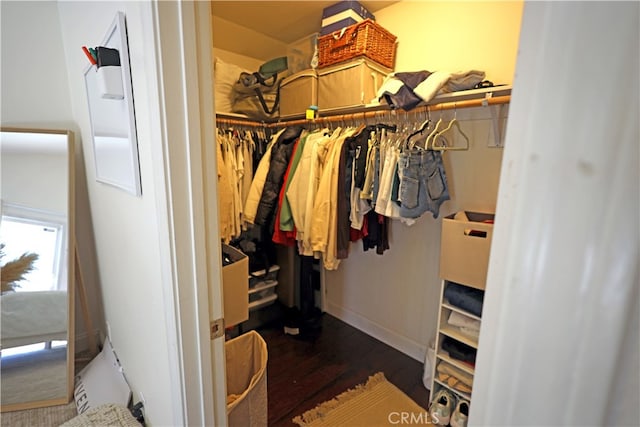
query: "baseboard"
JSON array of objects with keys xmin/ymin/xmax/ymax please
[
  {"xmin": 74, "ymin": 329, "xmax": 101, "ymax": 354},
  {"xmin": 326, "ymin": 302, "xmax": 426, "ymax": 362}
]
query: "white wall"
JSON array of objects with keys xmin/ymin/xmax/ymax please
[
  {"xmin": 211, "ymin": 14, "xmax": 287, "ymax": 62},
  {"xmin": 325, "ymin": 1, "xmax": 522, "ymax": 361},
  {"xmin": 2, "ymin": 151, "xmax": 67, "ymax": 214},
  {"xmin": 57, "ymin": 2, "xmax": 182, "ymax": 424},
  {"xmin": 0, "ymin": 0, "xmax": 104, "ymax": 352},
  {"xmin": 377, "ymin": 1, "xmax": 523, "ymax": 85},
  {"xmin": 0, "ymin": 2, "xmax": 72, "ymax": 126},
  {"xmin": 213, "ymin": 47, "xmax": 262, "ymax": 72}
]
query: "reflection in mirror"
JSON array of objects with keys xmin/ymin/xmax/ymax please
[{"xmin": 0, "ymin": 128, "xmax": 75, "ymax": 412}]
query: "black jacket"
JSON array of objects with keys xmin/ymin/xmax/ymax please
[{"xmin": 254, "ymin": 126, "xmax": 303, "ymax": 230}]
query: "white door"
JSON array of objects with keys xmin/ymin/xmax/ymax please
[{"xmin": 471, "ymin": 2, "xmax": 639, "ymax": 425}]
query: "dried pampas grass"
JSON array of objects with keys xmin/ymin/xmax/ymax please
[{"xmin": 1, "ymin": 243, "xmax": 39, "ymax": 293}]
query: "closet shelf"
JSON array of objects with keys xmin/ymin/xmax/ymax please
[
  {"xmin": 436, "ymin": 352, "xmax": 476, "ymax": 376},
  {"xmin": 434, "ymin": 379, "xmax": 472, "ymax": 401},
  {"xmin": 215, "ymin": 85, "xmax": 511, "ymax": 129},
  {"xmin": 440, "ymin": 325, "xmax": 479, "ymax": 349},
  {"xmin": 248, "ymin": 280, "xmax": 278, "ymax": 295},
  {"xmin": 248, "ymin": 293, "xmax": 278, "ymax": 311},
  {"xmin": 442, "ymin": 300, "xmax": 482, "ymax": 321}
]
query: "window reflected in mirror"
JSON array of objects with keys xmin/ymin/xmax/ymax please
[{"xmin": 0, "ymin": 128, "xmax": 75, "ymax": 412}]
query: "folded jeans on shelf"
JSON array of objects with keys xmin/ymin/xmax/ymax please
[{"xmin": 444, "ymin": 282, "xmax": 484, "ymax": 317}]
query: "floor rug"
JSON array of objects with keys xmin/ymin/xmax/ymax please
[{"xmin": 293, "ymin": 372, "xmax": 429, "ymax": 426}]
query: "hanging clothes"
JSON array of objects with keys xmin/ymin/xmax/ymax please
[
  {"xmin": 244, "ymin": 128, "xmax": 285, "ymax": 226},
  {"xmin": 239, "ymin": 130, "xmax": 255, "ymax": 208},
  {"xmin": 298, "ymin": 128, "xmax": 340, "ymax": 257},
  {"xmin": 362, "ymin": 210, "xmax": 390, "ymax": 255},
  {"xmin": 337, "ymin": 126, "xmax": 368, "ymax": 260},
  {"xmin": 216, "ymin": 135, "xmax": 236, "ymax": 243},
  {"xmin": 272, "ymin": 136, "xmax": 302, "ymax": 246},
  {"xmin": 397, "ymin": 149, "xmax": 450, "ymax": 219},
  {"xmin": 220, "ymin": 109, "xmax": 460, "ymax": 270},
  {"xmin": 310, "ymin": 127, "xmax": 359, "ymax": 270},
  {"xmin": 279, "ymin": 132, "xmax": 308, "ymax": 233},
  {"xmin": 254, "ymin": 126, "xmax": 303, "ymax": 234},
  {"xmin": 287, "ymin": 129, "xmax": 331, "ymax": 256}
]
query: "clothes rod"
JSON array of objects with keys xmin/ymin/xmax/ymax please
[
  {"xmin": 215, "ymin": 116, "xmax": 267, "ymax": 128},
  {"xmin": 215, "ymin": 95, "xmax": 511, "ymax": 128}
]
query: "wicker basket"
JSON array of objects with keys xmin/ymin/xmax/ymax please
[{"xmin": 318, "ymin": 19, "xmax": 397, "ymax": 69}]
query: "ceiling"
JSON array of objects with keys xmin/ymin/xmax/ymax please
[{"xmin": 211, "ymin": 1, "xmax": 399, "ymax": 45}]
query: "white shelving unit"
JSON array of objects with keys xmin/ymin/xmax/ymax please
[
  {"xmin": 431, "ymin": 280, "xmax": 483, "ymax": 408},
  {"xmin": 430, "ymin": 211, "xmax": 494, "ymax": 416}
]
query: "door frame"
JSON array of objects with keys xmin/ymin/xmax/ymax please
[{"xmin": 151, "ymin": 2, "xmax": 227, "ymax": 425}]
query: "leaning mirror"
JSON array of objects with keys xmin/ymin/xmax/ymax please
[{"xmin": 0, "ymin": 128, "xmax": 75, "ymax": 412}]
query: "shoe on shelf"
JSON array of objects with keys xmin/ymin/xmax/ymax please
[
  {"xmin": 429, "ymin": 388, "xmax": 455, "ymax": 426},
  {"xmin": 450, "ymin": 399, "xmax": 470, "ymax": 427}
]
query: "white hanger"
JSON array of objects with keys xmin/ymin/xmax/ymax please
[
  {"xmin": 423, "ymin": 111, "xmax": 445, "ymax": 150},
  {"xmin": 430, "ymin": 106, "xmax": 470, "ymax": 151}
]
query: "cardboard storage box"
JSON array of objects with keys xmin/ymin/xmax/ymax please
[
  {"xmin": 317, "ymin": 58, "xmax": 391, "ymax": 112},
  {"xmin": 439, "ymin": 212, "xmax": 495, "ymax": 290},
  {"xmin": 321, "ymin": 0, "xmax": 375, "ymax": 35},
  {"xmin": 280, "ymin": 69, "xmax": 318, "ymax": 118},
  {"xmin": 222, "ymin": 243, "xmax": 249, "ymax": 327}
]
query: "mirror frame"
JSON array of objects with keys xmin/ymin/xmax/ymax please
[{"xmin": 0, "ymin": 127, "xmax": 75, "ymax": 412}]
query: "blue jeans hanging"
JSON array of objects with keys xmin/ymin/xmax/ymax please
[{"xmin": 398, "ymin": 150, "xmax": 450, "ymax": 219}]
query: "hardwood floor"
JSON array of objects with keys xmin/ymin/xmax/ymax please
[{"xmin": 254, "ymin": 312, "xmax": 431, "ymax": 426}]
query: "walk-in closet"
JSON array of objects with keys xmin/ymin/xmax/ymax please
[{"xmin": 210, "ymin": 1, "xmax": 523, "ymax": 425}]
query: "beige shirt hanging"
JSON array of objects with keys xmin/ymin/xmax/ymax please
[{"xmin": 217, "ymin": 137, "xmax": 235, "ymax": 243}]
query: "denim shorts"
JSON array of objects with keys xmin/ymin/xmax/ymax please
[{"xmin": 398, "ymin": 150, "xmax": 450, "ymax": 219}]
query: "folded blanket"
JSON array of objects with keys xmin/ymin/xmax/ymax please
[
  {"xmin": 448, "ymin": 311, "xmax": 481, "ymax": 331},
  {"xmin": 377, "ymin": 70, "xmax": 486, "ymax": 110}
]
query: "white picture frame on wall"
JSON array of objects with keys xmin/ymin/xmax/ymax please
[{"xmin": 84, "ymin": 11, "xmax": 141, "ymax": 196}]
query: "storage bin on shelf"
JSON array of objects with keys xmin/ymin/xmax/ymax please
[
  {"xmin": 249, "ymin": 264, "xmax": 280, "ymax": 288},
  {"xmin": 248, "ymin": 264, "xmax": 280, "ymax": 311},
  {"xmin": 317, "ymin": 19, "xmax": 397, "ymax": 69},
  {"xmin": 440, "ymin": 211, "xmax": 495, "ymax": 290},
  {"xmin": 320, "ymin": 0, "xmax": 376, "ymax": 36},
  {"xmin": 279, "ymin": 69, "xmax": 318, "ymax": 118},
  {"xmin": 317, "ymin": 57, "xmax": 391, "ymax": 112}
]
